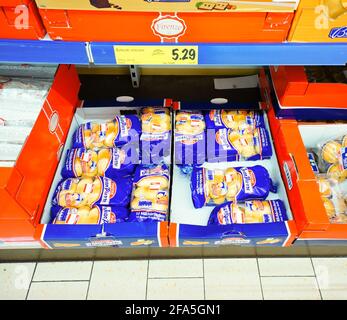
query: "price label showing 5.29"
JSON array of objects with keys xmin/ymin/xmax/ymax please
[{"xmin": 114, "ymin": 45, "xmax": 198, "ymax": 65}]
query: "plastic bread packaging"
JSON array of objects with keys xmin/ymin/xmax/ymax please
[
  {"xmin": 191, "ymin": 165, "xmax": 277, "ymax": 208},
  {"xmin": 208, "ymin": 200, "xmax": 288, "ymax": 225},
  {"xmin": 316, "ymin": 175, "xmax": 347, "ymax": 224},
  {"xmin": 175, "ymin": 110, "xmax": 206, "ymax": 165},
  {"xmin": 50, "ymin": 205, "xmax": 129, "ymax": 224},
  {"xmin": 205, "ymin": 109, "xmax": 265, "ymax": 131},
  {"xmin": 52, "ymin": 176, "xmax": 132, "ymax": 208},
  {"xmin": 206, "ymin": 126, "xmax": 272, "ymax": 162},
  {"xmin": 140, "ymin": 107, "xmax": 171, "ymax": 164},
  {"xmin": 317, "ymin": 133, "xmax": 347, "ymax": 182},
  {"xmin": 61, "ymin": 147, "xmax": 137, "ymax": 179},
  {"xmin": 129, "ymin": 164, "xmax": 170, "ymax": 222},
  {"xmin": 72, "ymin": 114, "xmax": 141, "ymax": 150}
]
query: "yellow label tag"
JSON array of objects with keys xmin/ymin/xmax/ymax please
[{"xmin": 114, "ymin": 45, "xmax": 198, "ymax": 65}]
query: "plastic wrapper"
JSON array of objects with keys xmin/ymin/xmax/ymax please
[
  {"xmin": 317, "ymin": 134, "xmax": 347, "ymax": 182},
  {"xmin": 129, "ymin": 164, "xmax": 170, "ymax": 222},
  {"xmin": 208, "ymin": 200, "xmax": 288, "ymax": 225},
  {"xmin": 61, "ymin": 147, "xmax": 137, "ymax": 179},
  {"xmin": 205, "ymin": 110, "xmax": 265, "ymax": 131},
  {"xmin": 206, "ymin": 127, "xmax": 272, "ymax": 162},
  {"xmin": 191, "ymin": 165, "xmax": 277, "ymax": 208},
  {"xmin": 316, "ymin": 175, "xmax": 347, "ymax": 224},
  {"xmin": 175, "ymin": 110, "xmax": 206, "ymax": 165},
  {"xmin": 51, "ymin": 205, "xmax": 129, "ymax": 224},
  {"xmin": 52, "ymin": 176, "xmax": 132, "ymax": 208},
  {"xmin": 72, "ymin": 114, "xmax": 141, "ymax": 150},
  {"xmin": 140, "ymin": 107, "xmax": 171, "ymax": 164}
]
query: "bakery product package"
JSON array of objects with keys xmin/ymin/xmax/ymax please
[
  {"xmin": 61, "ymin": 147, "xmax": 137, "ymax": 179},
  {"xmin": 51, "ymin": 205, "xmax": 129, "ymax": 224},
  {"xmin": 206, "ymin": 126, "xmax": 273, "ymax": 162},
  {"xmin": 316, "ymin": 174, "xmax": 347, "ymax": 224},
  {"xmin": 317, "ymin": 134, "xmax": 347, "ymax": 182},
  {"xmin": 175, "ymin": 110, "xmax": 206, "ymax": 166},
  {"xmin": 191, "ymin": 165, "xmax": 277, "ymax": 208},
  {"xmin": 140, "ymin": 107, "xmax": 171, "ymax": 164},
  {"xmin": 208, "ymin": 200, "xmax": 288, "ymax": 225},
  {"xmin": 129, "ymin": 164, "xmax": 170, "ymax": 222},
  {"xmin": 205, "ymin": 110, "xmax": 265, "ymax": 131},
  {"xmin": 52, "ymin": 176, "xmax": 132, "ymax": 208},
  {"xmin": 72, "ymin": 114, "xmax": 141, "ymax": 150}
]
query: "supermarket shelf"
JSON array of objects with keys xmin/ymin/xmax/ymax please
[
  {"xmin": 0, "ymin": 40, "xmax": 90, "ymax": 65},
  {"xmin": 1, "ymin": 40, "xmax": 347, "ymax": 65}
]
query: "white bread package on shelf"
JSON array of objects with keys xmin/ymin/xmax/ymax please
[{"xmin": 129, "ymin": 164, "xmax": 170, "ymax": 222}]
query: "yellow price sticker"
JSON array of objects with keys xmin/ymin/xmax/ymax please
[{"xmin": 114, "ymin": 45, "xmax": 198, "ymax": 65}]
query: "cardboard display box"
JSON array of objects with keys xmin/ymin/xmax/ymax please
[
  {"xmin": 289, "ymin": 0, "xmax": 347, "ymax": 42},
  {"xmin": 0, "ymin": 0, "xmax": 46, "ymax": 39},
  {"xmin": 269, "ymin": 66, "xmax": 347, "ymax": 120},
  {"xmin": 35, "ymin": 0, "xmax": 296, "ymax": 42}
]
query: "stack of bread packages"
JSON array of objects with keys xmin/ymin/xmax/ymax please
[
  {"xmin": 174, "ymin": 109, "xmax": 289, "ymax": 226},
  {"xmin": 0, "ymin": 75, "xmax": 51, "ymax": 166},
  {"xmin": 308, "ymin": 134, "xmax": 347, "ymax": 223},
  {"xmin": 51, "ymin": 114, "xmax": 141, "ymax": 224},
  {"xmin": 129, "ymin": 107, "xmax": 172, "ymax": 222}
]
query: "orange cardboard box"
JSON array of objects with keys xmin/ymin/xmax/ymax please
[
  {"xmin": 0, "ymin": 0, "xmax": 46, "ymax": 39},
  {"xmin": 289, "ymin": 0, "xmax": 347, "ymax": 42},
  {"xmin": 270, "ymin": 66, "xmax": 347, "ymax": 109},
  {"xmin": 35, "ymin": 0, "xmax": 296, "ymax": 42}
]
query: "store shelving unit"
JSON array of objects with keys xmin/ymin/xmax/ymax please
[{"xmin": 1, "ymin": 39, "xmax": 347, "ymax": 65}]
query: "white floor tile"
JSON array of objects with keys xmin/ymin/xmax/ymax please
[
  {"xmin": 33, "ymin": 261, "xmax": 93, "ymax": 282},
  {"xmin": 147, "ymin": 278, "xmax": 204, "ymax": 300},
  {"xmin": 312, "ymin": 258, "xmax": 347, "ymax": 300},
  {"xmin": 0, "ymin": 263, "xmax": 35, "ymax": 300},
  {"xmin": 27, "ymin": 281, "xmax": 89, "ymax": 300},
  {"xmin": 204, "ymin": 258, "xmax": 262, "ymax": 300},
  {"xmin": 148, "ymin": 259, "xmax": 203, "ymax": 278},
  {"xmin": 87, "ymin": 260, "xmax": 147, "ymax": 300},
  {"xmin": 261, "ymin": 277, "xmax": 321, "ymax": 300},
  {"xmin": 258, "ymin": 258, "xmax": 314, "ymax": 277}
]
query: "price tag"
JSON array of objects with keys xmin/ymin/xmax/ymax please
[{"xmin": 114, "ymin": 45, "xmax": 198, "ymax": 65}]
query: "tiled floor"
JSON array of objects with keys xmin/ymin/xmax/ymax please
[{"xmin": 1, "ymin": 258, "xmax": 347, "ymax": 300}]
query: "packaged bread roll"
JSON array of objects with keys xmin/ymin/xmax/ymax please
[
  {"xmin": 318, "ymin": 134, "xmax": 347, "ymax": 182},
  {"xmin": 205, "ymin": 109, "xmax": 265, "ymax": 131},
  {"xmin": 140, "ymin": 107, "xmax": 171, "ymax": 164},
  {"xmin": 175, "ymin": 110, "xmax": 206, "ymax": 165},
  {"xmin": 52, "ymin": 176, "xmax": 132, "ymax": 208},
  {"xmin": 51, "ymin": 205, "xmax": 129, "ymax": 224},
  {"xmin": 129, "ymin": 164, "xmax": 170, "ymax": 222},
  {"xmin": 208, "ymin": 200, "xmax": 288, "ymax": 225},
  {"xmin": 191, "ymin": 165, "xmax": 277, "ymax": 208},
  {"xmin": 61, "ymin": 147, "xmax": 137, "ymax": 179},
  {"xmin": 72, "ymin": 114, "xmax": 141, "ymax": 150},
  {"xmin": 207, "ymin": 127, "xmax": 272, "ymax": 162}
]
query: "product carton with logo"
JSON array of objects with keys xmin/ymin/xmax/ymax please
[
  {"xmin": 0, "ymin": 0, "xmax": 46, "ymax": 39},
  {"xmin": 289, "ymin": 0, "xmax": 347, "ymax": 41},
  {"xmin": 35, "ymin": 0, "xmax": 297, "ymax": 42}
]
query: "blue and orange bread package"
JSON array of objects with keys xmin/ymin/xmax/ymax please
[
  {"xmin": 191, "ymin": 165, "xmax": 277, "ymax": 208},
  {"xmin": 208, "ymin": 200, "xmax": 288, "ymax": 225},
  {"xmin": 140, "ymin": 107, "xmax": 171, "ymax": 164},
  {"xmin": 175, "ymin": 110, "xmax": 206, "ymax": 166},
  {"xmin": 52, "ymin": 176, "xmax": 133, "ymax": 208},
  {"xmin": 50, "ymin": 205, "xmax": 129, "ymax": 225},
  {"xmin": 61, "ymin": 147, "xmax": 137, "ymax": 179},
  {"xmin": 206, "ymin": 127, "xmax": 272, "ymax": 162},
  {"xmin": 72, "ymin": 114, "xmax": 141, "ymax": 150},
  {"xmin": 205, "ymin": 110, "xmax": 265, "ymax": 131},
  {"xmin": 129, "ymin": 164, "xmax": 170, "ymax": 222},
  {"xmin": 204, "ymin": 109, "xmax": 272, "ymax": 162}
]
